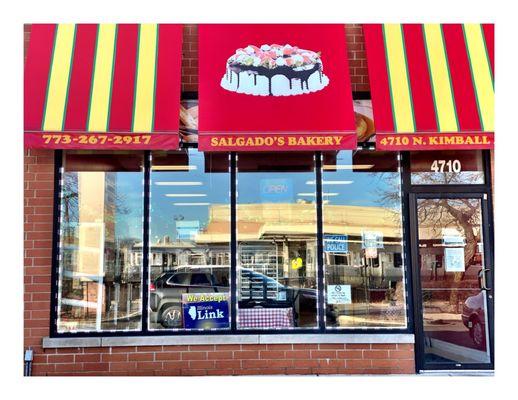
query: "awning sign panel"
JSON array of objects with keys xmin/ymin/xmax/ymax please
[
  {"xmin": 364, "ymin": 24, "xmax": 494, "ymax": 151},
  {"xmin": 24, "ymin": 24, "xmax": 183, "ymax": 149},
  {"xmin": 198, "ymin": 24, "xmax": 357, "ymax": 152}
]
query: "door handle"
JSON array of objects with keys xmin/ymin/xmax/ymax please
[{"xmin": 478, "ymin": 268, "xmax": 492, "ymax": 291}]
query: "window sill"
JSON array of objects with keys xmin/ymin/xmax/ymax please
[{"xmin": 42, "ymin": 333, "xmax": 414, "ymax": 348}]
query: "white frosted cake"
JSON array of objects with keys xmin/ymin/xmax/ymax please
[{"xmin": 221, "ymin": 44, "xmax": 329, "ymax": 96}]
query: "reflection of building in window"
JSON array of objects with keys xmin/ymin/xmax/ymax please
[
  {"xmin": 139, "ymin": 235, "xmax": 230, "ymax": 281},
  {"xmin": 59, "ymin": 170, "xmax": 142, "ymax": 332},
  {"xmin": 322, "ymin": 204, "xmax": 405, "ymax": 328}
]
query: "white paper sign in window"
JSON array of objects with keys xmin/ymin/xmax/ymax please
[
  {"xmin": 327, "ymin": 284, "xmax": 352, "ymax": 304},
  {"xmin": 445, "ymin": 247, "xmax": 465, "ymax": 272}
]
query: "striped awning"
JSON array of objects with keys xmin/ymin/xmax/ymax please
[
  {"xmin": 364, "ymin": 24, "xmax": 494, "ymax": 150},
  {"xmin": 24, "ymin": 24, "xmax": 183, "ymax": 149}
]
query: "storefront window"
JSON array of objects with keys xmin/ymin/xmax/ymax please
[
  {"xmin": 55, "ymin": 149, "xmax": 413, "ymax": 334},
  {"xmin": 236, "ymin": 153, "xmax": 318, "ymax": 329},
  {"xmin": 149, "ymin": 150, "xmax": 230, "ymax": 330},
  {"xmin": 410, "ymin": 150, "xmax": 484, "ymax": 185},
  {"xmin": 322, "ymin": 151, "xmax": 407, "ymax": 328},
  {"xmin": 57, "ymin": 152, "xmax": 144, "ymax": 332}
]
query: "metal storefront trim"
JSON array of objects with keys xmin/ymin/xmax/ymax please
[
  {"xmin": 418, "ymin": 370, "xmax": 494, "ymax": 376},
  {"xmin": 42, "ymin": 334, "xmax": 415, "ymax": 348}
]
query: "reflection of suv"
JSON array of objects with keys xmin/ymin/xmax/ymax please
[
  {"xmin": 149, "ymin": 266, "xmax": 317, "ymax": 328},
  {"xmin": 461, "ymin": 292, "xmax": 486, "ymax": 349}
]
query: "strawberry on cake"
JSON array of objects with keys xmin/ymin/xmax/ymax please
[{"xmin": 220, "ymin": 44, "xmax": 330, "ymax": 96}]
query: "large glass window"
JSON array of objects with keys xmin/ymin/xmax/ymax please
[
  {"xmin": 322, "ymin": 151, "xmax": 407, "ymax": 328},
  {"xmin": 236, "ymin": 153, "xmax": 318, "ymax": 329},
  {"xmin": 148, "ymin": 150, "xmax": 230, "ymax": 330},
  {"xmin": 57, "ymin": 152, "xmax": 144, "ymax": 332},
  {"xmin": 55, "ymin": 149, "xmax": 414, "ymax": 334}
]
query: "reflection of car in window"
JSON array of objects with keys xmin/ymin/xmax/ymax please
[
  {"xmin": 462, "ymin": 292, "xmax": 487, "ymax": 349},
  {"xmin": 190, "ymin": 273, "xmax": 212, "ymax": 286},
  {"xmin": 167, "ymin": 273, "xmax": 190, "ymax": 285},
  {"xmin": 149, "ymin": 265, "xmax": 323, "ymax": 328}
]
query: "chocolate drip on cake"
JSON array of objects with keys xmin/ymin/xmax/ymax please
[{"xmin": 228, "ymin": 63, "xmax": 321, "ymax": 96}]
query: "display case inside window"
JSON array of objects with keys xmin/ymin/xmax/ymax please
[
  {"xmin": 322, "ymin": 151, "xmax": 407, "ymax": 328},
  {"xmin": 57, "ymin": 152, "xmax": 144, "ymax": 332},
  {"xmin": 148, "ymin": 150, "xmax": 230, "ymax": 330},
  {"xmin": 236, "ymin": 153, "xmax": 318, "ymax": 329}
]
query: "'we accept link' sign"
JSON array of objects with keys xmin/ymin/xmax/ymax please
[{"xmin": 182, "ymin": 293, "xmax": 230, "ymax": 329}]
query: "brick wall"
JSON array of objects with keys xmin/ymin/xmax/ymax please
[
  {"xmin": 181, "ymin": 24, "xmax": 370, "ymax": 93},
  {"xmin": 24, "ymin": 148, "xmax": 55, "ymax": 350},
  {"xmin": 23, "ymin": 24, "xmax": 412, "ymax": 377},
  {"xmin": 32, "ymin": 343, "xmax": 414, "ymax": 376},
  {"xmin": 24, "ymin": 26, "xmax": 55, "ymax": 353}
]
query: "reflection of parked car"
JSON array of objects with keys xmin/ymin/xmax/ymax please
[
  {"xmin": 462, "ymin": 292, "xmax": 486, "ymax": 349},
  {"xmin": 149, "ymin": 266, "xmax": 319, "ymax": 328}
]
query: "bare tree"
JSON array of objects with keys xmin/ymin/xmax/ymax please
[{"xmin": 374, "ymin": 169, "xmax": 482, "ymax": 308}]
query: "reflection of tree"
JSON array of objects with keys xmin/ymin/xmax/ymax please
[
  {"xmin": 418, "ymin": 198, "xmax": 479, "ymax": 262},
  {"xmin": 373, "ymin": 172, "xmax": 402, "ymax": 211},
  {"xmin": 412, "ymin": 171, "xmax": 483, "ymax": 185},
  {"xmin": 418, "ymin": 198, "xmax": 480, "ymax": 307},
  {"xmin": 374, "ymin": 172, "xmax": 481, "ymax": 264},
  {"xmin": 370, "ymin": 172, "xmax": 404, "ymax": 233},
  {"xmin": 62, "ymin": 174, "xmax": 78, "ymax": 243},
  {"xmin": 374, "ymin": 171, "xmax": 481, "ymax": 308}
]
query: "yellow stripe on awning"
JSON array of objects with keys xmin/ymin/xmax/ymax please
[
  {"xmin": 42, "ymin": 24, "xmax": 76, "ymax": 131},
  {"xmin": 464, "ymin": 24, "xmax": 494, "ymax": 132},
  {"xmin": 423, "ymin": 24, "xmax": 458, "ymax": 132},
  {"xmin": 87, "ymin": 24, "xmax": 117, "ymax": 132},
  {"xmin": 132, "ymin": 24, "xmax": 158, "ymax": 132},
  {"xmin": 384, "ymin": 24, "xmax": 415, "ymax": 133}
]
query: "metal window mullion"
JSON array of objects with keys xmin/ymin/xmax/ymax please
[
  {"xmin": 230, "ymin": 152, "xmax": 237, "ymax": 332},
  {"xmin": 49, "ymin": 150, "xmax": 64, "ymax": 337},
  {"xmin": 400, "ymin": 152, "xmax": 416, "ymax": 332},
  {"xmin": 141, "ymin": 150, "xmax": 151, "ymax": 333},
  {"xmin": 315, "ymin": 152, "xmax": 325, "ymax": 331}
]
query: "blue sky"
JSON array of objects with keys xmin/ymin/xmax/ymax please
[{"xmin": 150, "ymin": 150, "xmax": 229, "ymax": 241}]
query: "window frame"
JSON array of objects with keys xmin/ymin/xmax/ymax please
[
  {"xmin": 49, "ymin": 147, "xmax": 493, "ymax": 338},
  {"xmin": 408, "ymin": 150, "xmax": 486, "ymax": 186},
  {"xmin": 320, "ymin": 151, "xmax": 408, "ymax": 330},
  {"xmin": 51, "ymin": 151, "xmax": 147, "ymax": 334}
]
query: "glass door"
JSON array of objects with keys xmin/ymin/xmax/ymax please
[{"xmin": 412, "ymin": 194, "xmax": 493, "ymax": 370}]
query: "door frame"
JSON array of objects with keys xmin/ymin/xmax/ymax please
[{"xmin": 409, "ymin": 192, "xmax": 495, "ymax": 371}]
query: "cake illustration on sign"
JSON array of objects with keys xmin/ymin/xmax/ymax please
[{"xmin": 221, "ymin": 44, "xmax": 330, "ymax": 96}]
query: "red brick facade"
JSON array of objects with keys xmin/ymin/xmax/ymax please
[
  {"xmin": 24, "ymin": 148, "xmax": 55, "ymax": 352},
  {"xmin": 23, "ymin": 24, "xmax": 413, "ymax": 376},
  {"xmin": 31, "ymin": 343, "xmax": 414, "ymax": 376}
]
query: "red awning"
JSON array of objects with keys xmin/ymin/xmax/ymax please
[
  {"xmin": 364, "ymin": 24, "xmax": 494, "ymax": 150},
  {"xmin": 198, "ymin": 24, "xmax": 357, "ymax": 152},
  {"xmin": 24, "ymin": 24, "xmax": 183, "ymax": 149}
]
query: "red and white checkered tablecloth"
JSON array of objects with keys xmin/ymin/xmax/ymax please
[{"xmin": 238, "ymin": 308, "xmax": 294, "ymax": 328}]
